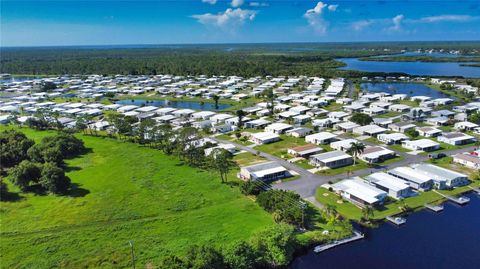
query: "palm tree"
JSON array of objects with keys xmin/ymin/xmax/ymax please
[
  {"xmin": 362, "ymin": 205, "xmax": 374, "ymax": 222},
  {"xmin": 347, "ymin": 142, "xmax": 366, "ymax": 166},
  {"xmin": 264, "ymin": 89, "xmax": 276, "ymax": 117},
  {"xmin": 236, "ymin": 109, "xmax": 246, "ymax": 129},
  {"xmin": 324, "ymin": 204, "xmax": 337, "ymax": 217},
  {"xmin": 212, "ymin": 95, "xmax": 220, "ymax": 110}
]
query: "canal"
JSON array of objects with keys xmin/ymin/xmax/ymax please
[
  {"xmin": 292, "ymin": 192, "xmax": 480, "ymax": 269},
  {"xmin": 115, "ymin": 99, "xmax": 231, "ymax": 111}
]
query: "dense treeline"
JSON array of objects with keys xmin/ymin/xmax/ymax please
[{"xmin": 0, "ymin": 46, "xmax": 395, "ymax": 77}]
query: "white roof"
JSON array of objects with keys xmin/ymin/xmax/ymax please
[
  {"xmin": 404, "ymin": 139, "xmax": 439, "ymax": 147},
  {"xmin": 330, "ymin": 139, "xmax": 359, "ymax": 150},
  {"xmin": 366, "ymin": 172, "xmax": 410, "ymax": 192},
  {"xmin": 251, "ymin": 132, "xmax": 280, "ymax": 141},
  {"xmin": 335, "ymin": 178, "xmax": 386, "ymax": 204},
  {"xmin": 252, "ymin": 166, "xmax": 288, "ymax": 178},
  {"xmin": 388, "ymin": 167, "xmax": 432, "ymax": 184},
  {"xmin": 306, "ymin": 132, "xmax": 337, "ymax": 141}
]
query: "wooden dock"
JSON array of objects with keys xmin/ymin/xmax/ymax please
[
  {"xmin": 386, "ymin": 216, "xmax": 407, "ymax": 225},
  {"xmin": 433, "ymin": 190, "xmax": 470, "ymax": 205},
  {"xmin": 314, "ymin": 230, "xmax": 364, "ymax": 253},
  {"xmin": 424, "ymin": 203, "xmax": 444, "ymax": 212}
]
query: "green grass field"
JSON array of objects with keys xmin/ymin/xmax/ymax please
[
  {"xmin": 255, "ymin": 135, "xmax": 308, "ymax": 158},
  {"xmin": 0, "ymin": 127, "xmax": 274, "ymax": 268}
]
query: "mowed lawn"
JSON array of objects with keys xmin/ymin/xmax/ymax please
[{"xmin": 0, "ymin": 127, "xmax": 274, "ymax": 268}]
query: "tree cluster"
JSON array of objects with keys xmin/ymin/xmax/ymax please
[
  {"xmin": 157, "ymin": 224, "xmax": 297, "ymax": 269},
  {"xmin": 256, "ymin": 190, "xmax": 305, "ymax": 226},
  {"xmin": 350, "ymin": 112, "xmax": 373, "ymax": 126},
  {"xmin": 1, "ymin": 130, "xmax": 85, "ymax": 196}
]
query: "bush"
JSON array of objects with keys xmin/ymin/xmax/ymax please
[
  {"xmin": 240, "ymin": 180, "xmax": 264, "ymax": 196},
  {"xmin": 27, "ymin": 133, "xmax": 85, "ymax": 165},
  {"xmin": 250, "ymin": 224, "xmax": 297, "ymax": 267},
  {"xmin": 0, "ymin": 130, "xmax": 35, "ymax": 168},
  {"xmin": 256, "ymin": 190, "xmax": 304, "ymax": 226},
  {"xmin": 40, "ymin": 162, "xmax": 71, "ymax": 194},
  {"xmin": 0, "ymin": 179, "xmax": 9, "ymax": 201},
  {"xmin": 186, "ymin": 245, "xmax": 226, "ymax": 269},
  {"xmin": 223, "ymin": 241, "xmax": 257, "ymax": 269},
  {"xmin": 350, "ymin": 113, "xmax": 373, "ymax": 126},
  {"xmin": 9, "ymin": 160, "xmax": 42, "ymax": 191}
]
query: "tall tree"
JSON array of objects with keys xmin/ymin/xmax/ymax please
[
  {"xmin": 236, "ymin": 109, "xmax": 246, "ymax": 129},
  {"xmin": 362, "ymin": 205, "xmax": 374, "ymax": 222},
  {"xmin": 347, "ymin": 142, "xmax": 366, "ymax": 166},
  {"xmin": 40, "ymin": 162, "xmax": 71, "ymax": 195},
  {"xmin": 0, "ymin": 130, "xmax": 35, "ymax": 168},
  {"xmin": 212, "ymin": 95, "xmax": 220, "ymax": 110},
  {"xmin": 264, "ymin": 89, "xmax": 276, "ymax": 117},
  {"xmin": 9, "ymin": 160, "xmax": 42, "ymax": 191},
  {"xmin": 208, "ymin": 148, "xmax": 237, "ymax": 183}
]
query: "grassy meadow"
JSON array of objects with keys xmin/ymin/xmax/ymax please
[{"xmin": 0, "ymin": 126, "xmax": 274, "ymax": 268}]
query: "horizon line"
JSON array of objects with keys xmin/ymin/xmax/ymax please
[{"xmin": 2, "ymin": 40, "xmax": 480, "ymax": 49}]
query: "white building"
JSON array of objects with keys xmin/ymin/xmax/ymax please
[
  {"xmin": 365, "ymin": 172, "xmax": 412, "ymax": 199},
  {"xmin": 402, "ymin": 139, "xmax": 440, "ymax": 152},
  {"xmin": 332, "ymin": 178, "xmax": 387, "ymax": 207}
]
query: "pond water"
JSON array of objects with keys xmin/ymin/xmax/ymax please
[
  {"xmin": 337, "ymin": 58, "xmax": 480, "ymax": 78},
  {"xmin": 291, "ymin": 192, "xmax": 480, "ymax": 269},
  {"xmin": 115, "ymin": 99, "xmax": 231, "ymax": 111},
  {"xmin": 360, "ymin": 82, "xmax": 452, "ymax": 98}
]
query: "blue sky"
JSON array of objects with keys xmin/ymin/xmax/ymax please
[{"xmin": 1, "ymin": 0, "xmax": 480, "ymax": 46}]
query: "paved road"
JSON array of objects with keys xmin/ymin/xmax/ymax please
[
  {"xmin": 210, "ymin": 136, "xmax": 317, "ymax": 180},
  {"xmin": 275, "ymin": 145, "xmax": 477, "ymax": 198},
  {"xmin": 212, "ymin": 136, "xmax": 477, "ymax": 198}
]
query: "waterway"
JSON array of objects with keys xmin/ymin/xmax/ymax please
[
  {"xmin": 291, "ymin": 192, "xmax": 480, "ymax": 269},
  {"xmin": 360, "ymin": 82, "xmax": 452, "ymax": 99},
  {"xmin": 338, "ymin": 58, "xmax": 480, "ymax": 78},
  {"xmin": 115, "ymin": 99, "xmax": 231, "ymax": 111}
]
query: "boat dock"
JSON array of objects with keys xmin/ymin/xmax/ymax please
[
  {"xmin": 386, "ymin": 216, "xmax": 407, "ymax": 225},
  {"xmin": 468, "ymin": 186, "xmax": 480, "ymax": 195},
  {"xmin": 314, "ymin": 230, "xmax": 364, "ymax": 253},
  {"xmin": 433, "ymin": 190, "xmax": 470, "ymax": 205},
  {"xmin": 424, "ymin": 203, "xmax": 444, "ymax": 212}
]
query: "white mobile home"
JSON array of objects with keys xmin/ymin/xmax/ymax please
[
  {"xmin": 365, "ymin": 172, "xmax": 411, "ymax": 199},
  {"xmin": 332, "ymin": 178, "xmax": 387, "ymax": 207},
  {"xmin": 309, "ymin": 151, "xmax": 353, "ymax": 168}
]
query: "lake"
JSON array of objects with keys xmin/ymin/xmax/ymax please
[
  {"xmin": 361, "ymin": 82, "xmax": 452, "ymax": 99},
  {"xmin": 291, "ymin": 192, "xmax": 480, "ymax": 269},
  {"xmin": 115, "ymin": 99, "xmax": 231, "ymax": 111},
  {"xmin": 337, "ymin": 58, "xmax": 480, "ymax": 78}
]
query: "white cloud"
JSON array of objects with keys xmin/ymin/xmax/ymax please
[
  {"xmin": 328, "ymin": 4, "xmax": 338, "ymax": 11},
  {"xmin": 420, "ymin": 15, "xmax": 478, "ymax": 23},
  {"xmin": 201, "ymin": 0, "xmax": 217, "ymax": 4},
  {"xmin": 303, "ymin": 2, "xmax": 338, "ymax": 34},
  {"xmin": 351, "ymin": 20, "xmax": 373, "ymax": 31},
  {"xmin": 231, "ymin": 0, "xmax": 244, "ymax": 8},
  {"xmin": 388, "ymin": 14, "xmax": 404, "ymax": 32},
  {"xmin": 192, "ymin": 8, "xmax": 256, "ymax": 29},
  {"xmin": 249, "ymin": 2, "xmax": 269, "ymax": 7}
]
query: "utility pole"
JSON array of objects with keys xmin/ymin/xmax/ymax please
[{"xmin": 128, "ymin": 240, "xmax": 136, "ymax": 269}]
